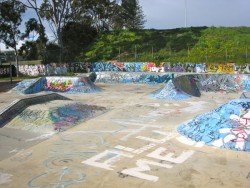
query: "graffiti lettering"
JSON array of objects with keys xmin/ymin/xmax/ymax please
[{"xmin": 82, "ymin": 129, "xmax": 194, "ymax": 182}]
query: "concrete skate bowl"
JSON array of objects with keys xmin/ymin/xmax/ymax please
[
  {"xmin": 151, "ymin": 74, "xmax": 250, "ymax": 100},
  {"xmin": 4, "ymin": 101, "xmax": 107, "ymax": 133},
  {"xmin": 178, "ymin": 99, "xmax": 250, "ymax": 152},
  {"xmin": 0, "ymin": 93, "xmax": 71, "ymax": 128},
  {"xmin": 14, "ymin": 76, "xmax": 101, "ymax": 94}
]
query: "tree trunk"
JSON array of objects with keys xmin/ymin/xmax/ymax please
[
  {"xmin": 58, "ymin": 31, "xmax": 63, "ymax": 63},
  {"xmin": 15, "ymin": 49, "xmax": 19, "ymax": 77},
  {"xmin": 9, "ymin": 60, "xmax": 13, "ymax": 84}
]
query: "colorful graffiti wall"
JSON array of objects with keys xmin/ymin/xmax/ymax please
[
  {"xmin": 178, "ymin": 99, "xmax": 250, "ymax": 152},
  {"xmin": 194, "ymin": 74, "xmax": 250, "ymax": 92},
  {"xmin": 45, "ymin": 77, "xmax": 99, "ymax": 93},
  {"xmin": 19, "ymin": 64, "xmax": 68, "ymax": 76},
  {"xmin": 14, "ymin": 77, "xmax": 100, "ymax": 94},
  {"xmin": 149, "ymin": 74, "xmax": 250, "ymax": 101},
  {"xmin": 17, "ymin": 62, "xmax": 250, "ymax": 75},
  {"xmin": 91, "ymin": 62, "xmax": 162, "ymax": 72},
  {"xmin": 207, "ymin": 63, "xmax": 235, "ymax": 74},
  {"xmin": 90, "ymin": 62, "xmax": 250, "ymax": 74},
  {"xmin": 95, "ymin": 72, "xmax": 175, "ymax": 84}
]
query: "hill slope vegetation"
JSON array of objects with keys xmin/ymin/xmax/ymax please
[{"xmin": 81, "ymin": 27, "xmax": 250, "ymax": 64}]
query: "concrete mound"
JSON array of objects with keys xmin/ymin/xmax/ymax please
[
  {"xmin": 151, "ymin": 80, "xmax": 191, "ymax": 100},
  {"xmin": 178, "ymin": 99, "xmax": 250, "ymax": 152},
  {"xmin": 13, "ymin": 76, "xmax": 100, "ymax": 94},
  {"xmin": 5, "ymin": 101, "xmax": 107, "ymax": 133}
]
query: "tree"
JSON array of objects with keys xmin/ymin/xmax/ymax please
[
  {"xmin": 62, "ymin": 22, "xmax": 97, "ymax": 62},
  {"xmin": 0, "ymin": 0, "xmax": 26, "ymax": 77},
  {"xmin": 69, "ymin": 0, "xmax": 116, "ymax": 32},
  {"xmin": 19, "ymin": 41, "xmax": 38, "ymax": 60},
  {"xmin": 22, "ymin": 18, "xmax": 48, "ymax": 61},
  {"xmin": 20, "ymin": 0, "xmax": 72, "ymax": 63},
  {"xmin": 121, "ymin": 0, "xmax": 146, "ymax": 30},
  {"xmin": 44, "ymin": 43, "xmax": 60, "ymax": 63}
]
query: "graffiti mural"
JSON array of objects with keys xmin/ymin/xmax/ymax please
[
  {"xmin": 50, "ymin": 104, "xmax": 106, "ymax": 131},
  {"xmin": 45, "ymin": 78, "xmax": 74, "ymax": 92},
  {"xmin": 17, "ymin": 62, "xmax": 250, "ymax": 74},
  {"xmin": 194, "ymin": 74, "xmax": 244, "ymax": 92},
  {"xmin": 19, "ymin": 65, "xmax": 46, "ymax": 76},
  {"xmin": 44, "ymin": 77, "xmax": 100, "ymax": 93},
  {"xmin": 8, "ymin": 103, "xmax": 107, "ymax": 133},
  {"xmin": 207, "ymin": 63, "xmax": 235, "ymax": 74},
  {"xmin": 91, "ymin": 62, "xmax": 161, "ymax": 72},
  {"xmin": 163, "ymin": 63, "xmax": 187, "ymax": 72},
  {"xmin": 95, "ymin": 72, "xmax": 175, "ymax": 84},
  {"xmin": 14, "ymin": 77, "xmax": 100, "ymax": 94},
  {"xmin": 178, "ymin": 99, "xmax": 250, "ymax": 152},
  {"xmin": 19, "ymin": 64, "xmax": 68, "ymax": 76},
  {"xmin": 195, "ymin": 64, "xmax": 206, "ymax": 73}
]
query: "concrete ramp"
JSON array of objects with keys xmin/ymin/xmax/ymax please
[
  {"xmin": 150, "ymin": 80, "xmax": 191, "ymax": 100},
  {"xmin": 164, "ymin": 74, "xmax": 250, "ymax": 99},
  {"xmin": 173, "ymin": 75, "xmax": 201, "ymax": 97},
  {"xmin": 0, "ymin": 93, "xmax": 71, "ymax": 128},
  {"xmin": 178, "ymin": 99, "xmax": 250, "ymax": 152},
  {"xmin": 13, "ymin": 76, "xmax": 101, "ymax": 94}
]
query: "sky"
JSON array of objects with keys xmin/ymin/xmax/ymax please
[
  {"xmin": 1, "ymin": 0, "xmax": 250, "ymax": 50},
  {"xmin": 141, "ymin": 0, "xmax": 250, "ymax": 29}
]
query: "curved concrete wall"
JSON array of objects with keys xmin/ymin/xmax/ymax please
[
  {"xmin": 0, "ymin": 93, "xmax": 70, "ymax": 128},
  {"xmin": 174, "ymin": 74, "xmax": 250, "ymax": 97}
]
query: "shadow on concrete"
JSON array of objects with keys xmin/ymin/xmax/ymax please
[{"xmin": 0, "ymin": 81, "xmax": 19, "ymax": 93}]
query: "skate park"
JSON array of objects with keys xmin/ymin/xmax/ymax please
[
  {"xmin": 1, "ymin": 0, "xmax": 250, "ymax": 186},
  {"xmin": 0, "ymin": 63, "xmax": 249, "ymax": 187}
]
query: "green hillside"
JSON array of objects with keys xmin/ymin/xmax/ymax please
[{"xmin": 80, "ymin": 27, "xmax": 250, "ymax": 64}]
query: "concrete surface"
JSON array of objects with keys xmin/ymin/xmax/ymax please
[{"xmin": 0, "ymin": 83, "xmax": 249, "ymax": 188}]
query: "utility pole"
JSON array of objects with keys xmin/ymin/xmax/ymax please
[
  {"xmin": 185, "ymin": 0, "xmax": 187, "ymax": 27},
  {"xmin": 205, "ymin": 48, "xmax": 208, "ymax": 62},
  {"xmin": 119, "ymin": 47, "xmax": 121, "ymax": 62},
  {"xmin": 246, "ymin": 46, "xmax": 248, "ymax": 63},
  {"xmin": 152, "ymin": 46, "xmax": 154, "ymax": 59},
  {"xmin": 135, "ymin": 45, "xmax": 137, "ymax": 61},
  {"xmin": 225, "ymin": 48, "xmax": 228, "ymax": 61}
]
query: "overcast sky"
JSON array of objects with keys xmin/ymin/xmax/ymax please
[
  {"xmin": 141, "ymin": 0, "xmax": 250, "ymax": 29},
  {"xmin": 1, "ymin": 0, "xmax": 250, "ymax": 50}
]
